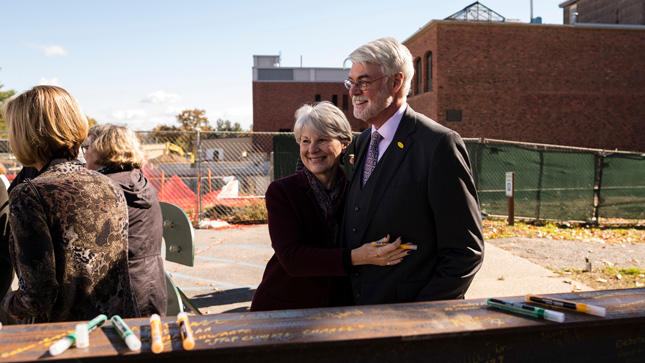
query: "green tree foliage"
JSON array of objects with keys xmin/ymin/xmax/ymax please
[
  {"xmin": 0, "ymin": 83, "xmax": 16, "ymax": 135},
  {"xmin": 86, "ymin": 116, "xmax": 98, "ymax": 128},
  {"xmin": 149, "ymin": 109, "xmax": 213, "ymax": 154},
  {"xmin": 176, "ymin": 109, "xmax": 212, "ymax": 131},
  {"xmin": 215, "ymin": 118, "xmax": 242, "ymax": 132}
]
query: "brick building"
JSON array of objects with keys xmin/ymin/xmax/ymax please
[
  {"xmin": 404, "ymin": 20, "xmax": 645, "ymax": 151},
  {"xmin": 560, "ymin": 0, "xmax": 645, "ymax": 25},
  {"xmin": 252, "ymin": 6, "xmax": 645, "ymax": 152},
  {"xmin": 252, "ymin": 55, "xmax": 367, "ymax": 133}
]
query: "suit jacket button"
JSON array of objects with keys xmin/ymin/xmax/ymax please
[
  {"xmin": 355, "ymin": 293, "xmax": 360, "ymax": 298},
  {"xmin": 354, "ymin": 207, "xmax": 360, "ymax": 211},
  {"xmin": 352, "ymin": 228, "xmax": 357, "ymax": 233}
]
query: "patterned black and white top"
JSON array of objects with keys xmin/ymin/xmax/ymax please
[{"xmin": 2, "ymin": 159, "xmax": 138, "ymax": 323}]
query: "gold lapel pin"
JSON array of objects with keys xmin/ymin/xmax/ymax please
[{"xmin": 397, "ymin": 142, "xmax": 404, "ymax": 149}]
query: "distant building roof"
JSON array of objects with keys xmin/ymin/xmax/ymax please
[
  {"xmin": 559, "ymin": 0, "xmax": 579, "ymax": 8},
  {"xmin": 252, "ymin": 55, "xmax": 347, "ymax": 82},
  {"xmin": 445, "ymin": 1, "xmax": 506, "ymax": 22}
]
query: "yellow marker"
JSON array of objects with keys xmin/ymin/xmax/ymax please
[
  {"xmin": 525, "ymin": 294, "xmax": 606, "ymax": 317},
  {"xmin": 177, "ymin": 312, "xmax": 195, "ymax": 350},
  {"xmin": 397, "ymin": 142, "xmax": 404, "ymax": 148},
  {"xmin": 150, "ymin": 314, "xmax": 164, "ymax": 354},
  {"xmin": 371, "ymin": 241, "xmax": 417, "ymax": 250}
]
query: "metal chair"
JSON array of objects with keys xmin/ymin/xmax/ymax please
[{"xmin": 160, "ymin": 202, "xmax": 203, "ymax": 315}]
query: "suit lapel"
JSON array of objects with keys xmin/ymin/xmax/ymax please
[
  {"xmin": 359, "ymin": 108, "xmax": 417, "ymax": 241},
  {"xmin": 347, "ymin": 129, "xmax": 371, "ymax": 194}
]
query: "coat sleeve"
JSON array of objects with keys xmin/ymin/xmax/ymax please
[
  {"xmin": 266, "ymin": 180, "xmax": 347, "ymax": 277},
  {"xmin": 0, "ymin": 186, "xmax": 12, "ymax": 297},
  {"xmin": 417, "ymin": 131, "xmax": 485, "ymax": 301},
  {"xmin": 2, "ymin": 186, "xmax": 58, "ymax": 320}
]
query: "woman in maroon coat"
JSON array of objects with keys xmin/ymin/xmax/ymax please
[{"xmin": 250, "ymin": 102, "xmax": 412, "ymax": 311}]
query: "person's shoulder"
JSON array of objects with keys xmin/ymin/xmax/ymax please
[
  {"xmin": 270, "ymin": 171, "xmax": 304, "ymax": 189},
  {"xmin": 405, "ymin": 107, "xmax": 464, "ymax": 141},
  {"xmin": 406, "ymin": 108, "xmax": 447, "ymax": 132}
]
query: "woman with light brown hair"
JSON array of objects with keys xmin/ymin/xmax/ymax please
[
  {"xmin": 1, "ymin": 85, "xmax": 138, "ymax": 323},
  {"xmin": 83, "ymin": 124, "xmax": 166, "ymax": 316}
]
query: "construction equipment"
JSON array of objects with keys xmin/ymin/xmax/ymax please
[{"xmin": 164, "ymin": 142, "xmax": 195, "ymax": 163}]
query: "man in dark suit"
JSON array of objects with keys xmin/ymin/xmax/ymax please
[{"xmin": 342, "ymin": 38, "xmax": 484, "ymax": 305}]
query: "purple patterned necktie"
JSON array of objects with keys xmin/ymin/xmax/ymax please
[{"xmin": 363, "ymin": 131, "xmax": 383, "ymax": 186}]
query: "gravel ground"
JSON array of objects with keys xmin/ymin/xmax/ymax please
[{"xmin": 486, "ymin": 237, "xmax": 645, "ymax": 271}]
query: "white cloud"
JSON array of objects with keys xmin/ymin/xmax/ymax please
[
  {"xmin": 163, "ymin": 105, "xmax": 184, "ymax": 116},
  {"xmin": 43, "ymin": 45, "xmax": 68, "ymax": 57},
  {"xmin": 141, "ymin": 90, "xmax": 181, "ymax": 104},
  {"xmin": 26, "ymin": 43, "xmax": 68, "ymax": 57},
  {"xmin": 112, "ymin": 109, "xmax": 147, "ymax": 120},
  {"xmin": 38, "ymin": 77, "xmax": 63, "ymax": 87}
]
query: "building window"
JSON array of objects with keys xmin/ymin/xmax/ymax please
[
  {"xmin": 342, "ymin": 94, "xmax": 348, "ymax": 110},
  {"xmin": 315, "ymin": 94, "xmax": 321, "ymax": 102},
  {"xmin": 446, "ymin": 109, "xmax": 462, "ymax": 122},
  {"xmin": 332, "ymin": 94, "xmax": 338, "ymax": 106},
  {"xmin": 415, "ymin": 58, "xmax": 422, "ymax": 95},
  {"xmin": 425, "ymin": 52, "xmax": 433, "ymax": 92},
  {"xmin": 569, "ymin": 4, "xmax": 578, "ymax": 24}
]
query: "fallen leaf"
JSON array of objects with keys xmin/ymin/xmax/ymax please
[{"xmin": 597, "ymin": 278, "xmax": 607, "ymax": 283}]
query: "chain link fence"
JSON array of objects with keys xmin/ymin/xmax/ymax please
[
  {"xmin": 0, "ymin": 132, "xmax": 643, "ymax": 224},
  {"xmin": 464, "ymin": 139, "xmax": 645, "ymax": 222}
]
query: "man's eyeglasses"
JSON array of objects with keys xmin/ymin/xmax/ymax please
[{"xmin": 344, "ymin": 75, "xmax": 387, "ymax": 91}]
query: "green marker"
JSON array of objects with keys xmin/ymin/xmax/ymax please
[
  {"xmin": 49, "ymin": 314, "xmax": 108, "ymax": 356},
  {"xmin": 487, "ymin": 298, "xmax": 565, "ymax": 323},
  {"xmin": 111, "ymin": 315, "xmax": 142, "ymax": 351}
]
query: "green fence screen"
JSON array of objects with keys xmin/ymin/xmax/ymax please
[
  {"xmin": 274, "ymin": 136, "xmax": 643, "ymax": 222},
  {"xmin": 598, "ymin": 153, "xmax": 645, "ymax": 219}
]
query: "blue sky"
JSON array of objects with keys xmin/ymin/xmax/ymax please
[{"xmin": 1, "ymin": 0, "xmax": 565, "ymax": 131}]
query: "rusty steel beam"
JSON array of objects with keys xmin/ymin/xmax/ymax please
[{"xmin": 0, "ymin": 288, "xmax": 644, "ymax": 362}]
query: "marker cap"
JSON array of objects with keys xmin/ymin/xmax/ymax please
[
  {"xmin": 585, "ymin": 304, "xmax": 606, "ymax": 317},
  {"xmin": 75, "ymin": 323, "xmax": 90, "ymax": 348},
  {"xmin": 543, "ymin": 309, "xmax": 565, "ymax": 323},
  {"xmin": 49, "ymin": 337, "xmax": 74, "ymax": 356},
  {"xmin": 125, "ymin": 334, "xmax": 142, "ymax": 351}
]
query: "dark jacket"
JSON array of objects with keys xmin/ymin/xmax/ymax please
[
  {"xmin": 0, "ymin": 185, "xmax": 12, "ymax": 325},
  {"xmin": 2, "ymin": 160, "xmax": 138, "ymax": 322},
  {"xmin": 343, "ymin": 106, "xmax": 484, "ymax": 305},
  {"xmin": 250, "ymin": 169, "xmax": 348, "ymax": 311},
  {"xmin": 102, "ymin": 168, "xmax": 166, "ymax": 317}
]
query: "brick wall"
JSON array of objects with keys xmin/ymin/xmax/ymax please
[
  {"xmin": 405, "ymin": 21, "xmax": 645, "ymax": 152},
  {"xmin": 252, "ymin": 82, "xmax": 366, "ymax": 132}
]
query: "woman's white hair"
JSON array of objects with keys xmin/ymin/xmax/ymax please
[
  {"xmin": 293, "ymin": 101, "xmax": 353, "ymax": 144},
  {"xmin": 346, "ymin": 37, "xmax": 414, "ymax": 97}
]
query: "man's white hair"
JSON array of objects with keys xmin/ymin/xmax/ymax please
[{"xmin": 346, "ymin": 37, "xmax": 414, "ymax": 97}]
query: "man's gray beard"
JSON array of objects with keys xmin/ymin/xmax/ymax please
[{"xmin": 353, "ymin": 83, "xmax": 393, "ymax": 122}]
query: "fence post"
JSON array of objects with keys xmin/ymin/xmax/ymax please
[
  {"xmin": 506, "ymin": 172, "xmax": 515, "ymax": 226},
  {"xmin": 593, "ymin": 153, "xmax": 604, "ymax": 223}
]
